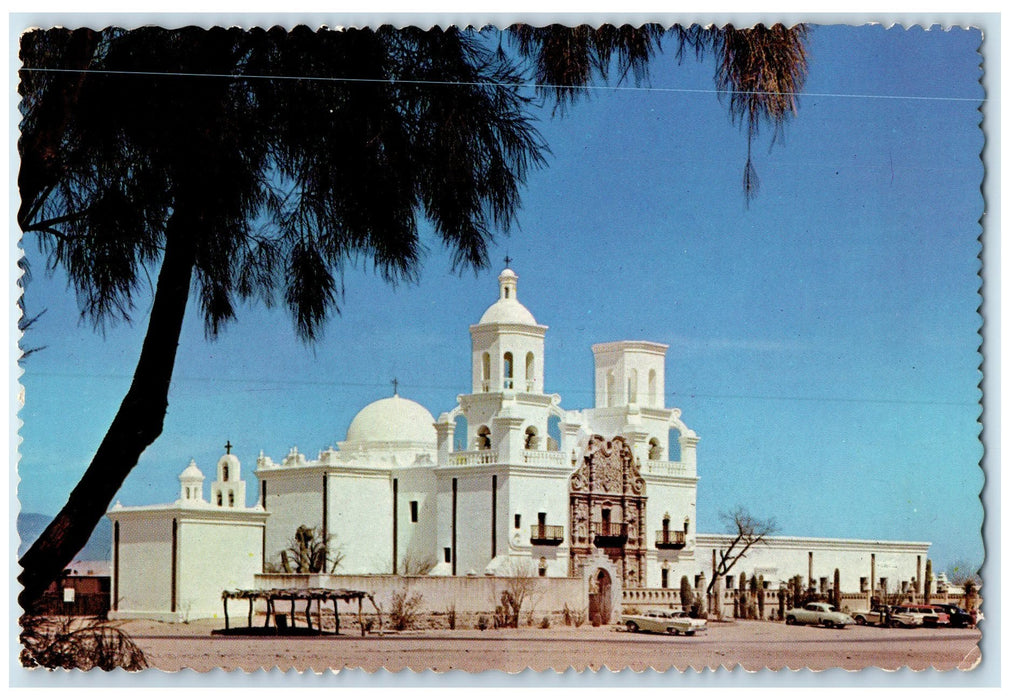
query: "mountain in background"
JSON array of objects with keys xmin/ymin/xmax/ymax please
[{"xmin": 17, "ymin": 512, "xmax": 112, "ymax": 562}]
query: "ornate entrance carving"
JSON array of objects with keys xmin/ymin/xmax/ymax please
[{"xmin": 569, "ymin": 435, "xmax": 647, "ymax": 588}]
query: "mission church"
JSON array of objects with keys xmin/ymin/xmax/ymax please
[{"xmin": 108, "ymin": 267, "xmax": 930, "ymax": 621}]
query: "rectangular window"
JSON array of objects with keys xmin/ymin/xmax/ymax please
[
  {"xmin": 261, "ymin": 481, "xmax": 267, "ymax": 508},
  {"xmin": 694, "ymin": 575, "xmax": 701, "ymax": 588},
  {"xmin": 444, "ymin": 547, "xmax": 451, "ymax": 564},
  {"xmin": 661, "ymin": 569, "xmax": 669, "ymax": 589},
  {"xmin": 538, "ymin": 512, "xmax": 546, "ymax": 526},
  {"xmin": 860, "ymin": 576, "xmax": 868, "ymax": 592},
  {"xmin": 601, "ymin": 508, "xmax": 611, "ymax": 523},
  {"xmin": 410, "ymin": 500, "xmax": 419, "ymax": 523},
  {"xmin": 726, "ymin": 576, "xmax": 734, "ymax": 589},
  {"xmin": 514, "ymin": 513, "xmax": 521, "ymax": 529}
]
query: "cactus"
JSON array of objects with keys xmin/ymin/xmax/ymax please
[
  {"xmin": 833, "ymin": 568, "xmax": 842, "ymax": 609},
  {"xmin": 680, "ymin": 576, "xmax": 693, "ymax": 611},
  {"xmin": 924, "ymin": 559, "xmax": 933, "ymax": 604},
  {"xmin": 757, "ymin": 575, "xmax": 766, "ymax": 618},
  {"xmin": 778, "ymin": 582, "xmax": 786, "ymax": 618},
  {"xmin": 739, "ymin": 571, "xmax": 747, "ymax": 591}
]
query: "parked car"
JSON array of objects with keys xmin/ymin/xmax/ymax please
[
  {"xmin": 906, "ymin": 604, "xmax": 949, "ymax": 627},
  {"xmin": 927, "ymin": 603, "xmax": 972, "ymax": 628},
  {"xmin": 784, "ymin": 602, "xmax": 856, "ymax": 628},
  {"xmin": 621, "ymin": 609, "xmax": 707, "ymax": 635},
  {"xmin": 886, "ymin": 605, "xmax": 940, "ymax": 628}
]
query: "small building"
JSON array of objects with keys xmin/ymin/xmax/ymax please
[{"xmin": 107, "ymin": 456, "xmax": 268, "ymax": 622}]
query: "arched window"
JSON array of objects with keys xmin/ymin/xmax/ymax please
[
  {"xmin": 222, "ymin": 465, "xmax": 229, "ymax": 481},
  {"xmin": 481, "ymin": 352, "xmax": 490, "ymax": 391},
  {"xmin": 525, "ymin": 352, "xmax": 535, "ymax": 391},
  {"xmin": 628, "ymin": 369, "xmax": 638, "ymax": 404},
  {"xmin": 668, "ymin": 428, "xmax": 682, "ymax": 462},
  {"xmin": 228, "ymin": 491, "xmax": 235, "ymax": 507},
  {"xmin": 524, "ymin": 426, "xmax": 539, "ymax": 450},
  {"xmin": 547, "ymin": 414, "xmax": 561, "ymax": 451},
  {"xmin": 453, "ymin": 414, "xmax": 468, "ymax": 451},
  {"xmin": 606, "ymin": 371, "xmax": 615, "ymax": 407},
  {"xmin": 185, "ymin": 487, "xmax": 191, "ymax": 499},
  {"xmin": 648, "ymin": 438, "xmax": 662, "ymax": 460},
  {"xmin": 477, "ymin": 425, "xmax": 492, "ymax": 450},
  {"xmin": 648, "ymin": 369, "xmax": 657, "ymax": 407},
  {"xmin": 216, "ymin": 492, "xmax": 223, "ymax": 506},
  {"xmin": 503, "ymin": 352, "xmax": 514, "ymax": 389}
]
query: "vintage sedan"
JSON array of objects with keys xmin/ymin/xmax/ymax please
[
  {"xmin": 784, "ymin": 602, "xmax": 856, "ymax": 628},
  {"xmin": 621, "ymin": 609, "xmax": 707, "ymax": 635}
]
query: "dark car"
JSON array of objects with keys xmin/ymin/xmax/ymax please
[{"xmin": 928, "ymin": 603, "xmax": 973, "ymax": 628}]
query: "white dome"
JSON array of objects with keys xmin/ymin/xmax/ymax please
[
  {"xmin": 478, "ymin": 299, "xmax": 537, "ymax": 325},
  {"xmin": 345, "ymin": 394, "xmax": 436, "ymax": 446},
  {"xmin": 179, "ymin": 460, "xmax": 204, "ymax": 481},
  {"xmin": 478, "ymin": 268, "xmax": 538, "ymax": 325}
]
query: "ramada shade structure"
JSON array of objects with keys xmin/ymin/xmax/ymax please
[{"xmin": 221, "ymin": 588, "xmax": 375, "ymax": 635}]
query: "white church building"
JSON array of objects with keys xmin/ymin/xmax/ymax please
[{"xmin": 108, "ymin": 267, "xmax": 930, "ymax": 622}]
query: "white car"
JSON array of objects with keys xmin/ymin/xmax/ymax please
[
  {"xmin": 784, "ymin": 602, "xmax": 856, "ymax": 628},
  {"xmin": 621, "ymin": 609, "xmax": 707, "ymax": 635}
]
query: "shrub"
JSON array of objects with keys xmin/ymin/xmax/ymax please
[
  {"xmin": 477, "ymin": 616, "xmax": 489, "ymax": 631},
  {"xmin": 389, "ymin": 589, "xmax": 423, "ymax": 631},
  {"xmin": 20, "ymin": 615, "xmax": 147, "ymax": 671},
  {"xmin": 540, "ymin": 616, "xmax": 550, "ymax": 629},
  {"xmin": 446, "ymin": 603, "xmax": 456, "ymax": 630}
]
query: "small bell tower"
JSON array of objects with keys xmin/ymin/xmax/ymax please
[{"xmin": 211, "ymin": 440, "xmax": 247, "ymax": 508}]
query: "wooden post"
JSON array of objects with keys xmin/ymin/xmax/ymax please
[
  {"xmin": 358, "ymin": 596, "xmax": 365, "ymax": 637},
  {"xmin": 305, "ymin": 599, "xmax": 313, "ymax": 631},
  {"xmin": 291, "ymin": 599, "xmax": 297, "ymax": 628},
  {"xmin": 334, "ymin": 597, "xmax": 340, "ymax": 635},
  {"xmin": 264, "ymin": 598, "xmax": 272, "ymax": 628},
  {"xmin": 247, "ymin": 597, "xmax": 253, "ymax": 628},
  {"xmin": 223, "ymin": 595, "xmax": 229, "ymax": 630},
  {"xmin": 317, "ymin": 598, "xmax": 322, "ymax": 631}
]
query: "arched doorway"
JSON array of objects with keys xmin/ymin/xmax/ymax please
[{"xmin": 589, "ymin": 568, "xmax": 613, "ymax": 626}]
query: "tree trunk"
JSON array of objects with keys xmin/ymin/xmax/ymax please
[{"xmin": 18, "ymin": 220, "xmax": 196, "ymax": 610}]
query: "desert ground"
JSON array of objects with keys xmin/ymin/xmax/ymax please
[{"xmin": 117, "ymin": 617, "xmax": 983, "ymax": 674}]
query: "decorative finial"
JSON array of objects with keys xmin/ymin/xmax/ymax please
[
  {"xmin": 503, "ymin": 253, "xmax": 512, "ymax": 268},
  {"xmin": 392, "ymin": 377, "xmax": 399, "ymax": 396},
  {"xmin": 225, "ymin": 440, "xmax": 233, "ymax": 455}
]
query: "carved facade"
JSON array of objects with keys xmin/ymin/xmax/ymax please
[{"xmin": 569, "ymin": 435, "xmax": 648, "ymax": 588}]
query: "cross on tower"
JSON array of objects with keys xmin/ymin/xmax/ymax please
[
  {"xmin": 391, "ymin": 377, "xmax": 399, "ymax": 396},
  {"xmin": 504, "ymin": 254, "xmax": 512, "ymax": 268},
  {"xmin": 225, "ymin": 440, "xmax": 233, "ymax": 455}
]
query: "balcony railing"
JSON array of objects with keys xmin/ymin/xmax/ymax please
[
  {"xmin": 655, "ymin": 529, "xmax": 686, "ymax": 549},
  {"xmin": 643, "ymin": 460, "xmax": 688, "ymax": 476},
  {"xmin": 521, "ymin": 449, "xmax": 567, "ymax": 466},
  {"xmin": 592, "ymin": 521, "xmax": 628, "ymax": 545},
  {"xmin": 447, "ymin": 450, "xmax": 498, "ymax": 467},
  {"xmin": 530, "ymin": 524, "xmax": 565, "ymax": 545}
]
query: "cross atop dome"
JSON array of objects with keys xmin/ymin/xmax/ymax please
[
  {"xmin": 391, "ymin": 377, "xmax": 399, "ymax": 396},
  {"xmin": 503, "ymin": 253, "xmax": 512, "ymax": 268}
]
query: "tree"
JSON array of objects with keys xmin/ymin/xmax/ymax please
[
  {"xmin": 16, "ymin": 25, "xmax": 546, "ymax": 610},
  {"xmin": 706, "ymin": 506, "xmax": 777, "ymax": 597},
  {"xmin": 271, "ymin": 525, "xmax": 343, "ymax": 574},
  {"xmin": 18, "ymin": 24, "xmax": 809, "ymax": 610},
  {"xmin": 679, "ymin": 575, "xmax": 693, "ymax": 611}
]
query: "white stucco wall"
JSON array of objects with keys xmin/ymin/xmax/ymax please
[
  {"xmin": 394, "ymin": 467, "xmax": 437, "ymax": 573},
  {"xmin": 109, "ymin": 507, "xmax": 266, "ymax": 621},
  {"xmin": 694, "ymin": 534, "xmax": 930, "ymax": 594},
  {"xmin": 111, "ymin": 513, "xmax": 173, "ymax": 617},
  {"xmin": 176, "ymin": 518, "xmax": 265, "ymax": 620},
  {"xmin": 258, "ymin": 468, "xmax": 325, "ymax": 569},
  {"xmin": 327, "ymin": 470, "xmax": 394, "ymax": 574}
]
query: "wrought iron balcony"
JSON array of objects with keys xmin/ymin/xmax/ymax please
[
  {"xmin": 592, "ymin": 521, "xmax": 628, "ymax": 546},
  {"xmin": 655, "ymin": 529, "xmax": 686, "ymax": 549},
  {"xmin": 529, "ymin": 524, "xmax": 564, "ymax": 545}
]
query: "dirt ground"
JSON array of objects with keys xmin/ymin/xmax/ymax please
[{"xmin": 118, "ymin": 617, "xmax": 983, "ymax": 673}]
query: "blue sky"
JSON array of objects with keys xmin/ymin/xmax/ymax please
[{"xmin": 16, "ymin": 24, "xmax": 984, "ymax": 573}]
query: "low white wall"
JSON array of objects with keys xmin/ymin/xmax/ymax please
[{"xmin": 254, "ymin": 573, "xmax": 587, "ymax": 616}]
